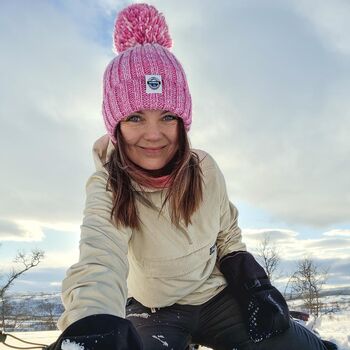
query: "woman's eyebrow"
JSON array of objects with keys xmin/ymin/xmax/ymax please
[{"xmin": 133, "ymin": 110, "xmax": 172, "ymax": 115}]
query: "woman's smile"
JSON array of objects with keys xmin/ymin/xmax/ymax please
[{"xmin": 139, "ymin": 145, "xmax": 167, "ymax": 154}]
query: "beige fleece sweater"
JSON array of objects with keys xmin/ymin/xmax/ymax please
[{"xmin": 58, "ymin": 135, "xmax": 246, "ymax": 330}]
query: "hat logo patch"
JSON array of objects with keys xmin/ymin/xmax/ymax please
[{"xmin": 146, "ymin": 75, "xmax": 162, "ymax": 94}]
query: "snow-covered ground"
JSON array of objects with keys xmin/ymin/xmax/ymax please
[
  {"xmin": 314, "ymin": 312, "xmax": 350, "ymax": 350},
  {"xmin": 2, "ymin": 294, "xmax": 349, "ymax": 350},
  {"xmin": 0, "ymin": 330, "xmax": 60, "ymax": 349}
]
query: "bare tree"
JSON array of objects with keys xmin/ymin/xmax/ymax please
[
  {"xmin": 37, "ymin": 300, "xmax": 59, "ymax": 330},
  {"xmin": 256, "ymin": 234, "xmax": 281, "ymax": 282},
  {"xmin": 36, "ymin": 299, "xmax": 59, "ymax": 330},
  {"xmin": 0, "ymin": 249, "xmax": 44, "ymax": 331},
  {"xmin": 1, "ymin": 295, "xmax": 34, "ymax": 331},
  {"xmin": 289, "ymin": 257, "xmax": 328, "ymax": 317}
]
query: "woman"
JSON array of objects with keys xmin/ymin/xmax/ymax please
[{"xmin": 50, "ymin": 4, "xmax": 329, "ymax": 350}]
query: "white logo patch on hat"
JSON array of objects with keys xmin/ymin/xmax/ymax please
[{"xmin": 145, "ymin": 75, "xmax": 162, "ymax": 94}]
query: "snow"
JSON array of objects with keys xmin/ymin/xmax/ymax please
[
  {"xmin": 315, "ymin": 312, "xmax": 350, "ymax": 350},
  {"xmin": 61, "ymin": 339, "xmax": 85, "ymax": 350},
  {"xmin": 2, "ymin": 312, "xmax": 349, "ymax": 350},
  {"xmin": 127, "ymin": 312, "xmax": 151, "ymax": 318},
  {"xmin": 0, "ymin": 330, "xmax": 60, "ymax": 349},
  {"xmin": 152, "ymin": 334, "xmax": 169, "ymax": 347}
]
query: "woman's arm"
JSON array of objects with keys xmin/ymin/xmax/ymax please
[
  {"xmin": 214, "ymin": 161, "xmax": 246, "ymax": 260},
  {"xmin": 213, "ymin": 162, "xmax": 290, "ymax": 342},
  {"xmin": 58, "ymin": 171, "xmax": 131, "ymax": 330}
]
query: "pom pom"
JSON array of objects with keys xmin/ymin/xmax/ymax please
[{"xmin": 114, "ymin": 3, "xmax": 172, "ymax": 53}]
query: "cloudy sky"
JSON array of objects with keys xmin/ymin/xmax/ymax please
[{"xmin": 0, "ymin": 0, "xmax": 349, "ymax": 293}]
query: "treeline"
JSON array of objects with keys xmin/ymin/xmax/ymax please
[{"xmin": 1, "ymin": 293, "xmax": 63, "ymax": 332}]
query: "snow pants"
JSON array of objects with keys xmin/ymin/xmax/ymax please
[{"xmin": 126, "ymin": 287, "xmax": 327, "ymax": 350}]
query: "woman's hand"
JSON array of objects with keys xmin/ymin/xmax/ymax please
[
  {"xmin": 47, "ymin": 314, "xmax": 143, "ymax": 350},
  {"xmin": 219, "ymin": 251, "xmax": 290, "ymax": 343}
]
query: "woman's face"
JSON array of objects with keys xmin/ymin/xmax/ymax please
[{"xmin": 119, "ymin": 109, "xmax": 179, "ymax": 171}]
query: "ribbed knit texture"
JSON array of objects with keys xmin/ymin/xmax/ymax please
[{"xmin": 102, "ymin": 4, "xmax": 192, "ymax": 143}]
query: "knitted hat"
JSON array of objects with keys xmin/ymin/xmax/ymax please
[{"xmin": 102, "ymin": 3, "xmax": 192, "ymax": 143}]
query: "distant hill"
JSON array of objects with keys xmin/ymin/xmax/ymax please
[
  {"xmin": 286, "ymin": 286, "xmax": 350, "ymax": 301},
  {"xmin": 1, "ymin": 291, "xmax": 63, "ymax": 332},
  {"xmin": 2, "ymin": 289, "xmax": 350, "ymax": 332},
  {"xmin": 319, "ymin": 287, "xmax": 350, "ymax": 297}
]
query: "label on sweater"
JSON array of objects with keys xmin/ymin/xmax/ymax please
[
  {"xmin": 145, "ymin": 75, "xmax": 162, "ymax": 94},
  {"xmin": 210, "ymin": 243, "xmax": 216, "ymax": 255}
]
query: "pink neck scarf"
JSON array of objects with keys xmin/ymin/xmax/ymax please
[{"xmin": 142, "ymin": 175, "xmax": 172, "ymax": 189}]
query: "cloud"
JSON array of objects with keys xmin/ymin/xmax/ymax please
[
  {"xmin": 242, "ymin": 228, "xmax": 350, "ymax": 261},
  {"xmin": 0, "ymin": 219, "xmax": 44, "ymax": 241},
  {"xmin": 323, "ymin": 229, "xmax": 350, "ymax": 237},
  {"xmin": 50, "ymin": 282, "xmax": 62, "ymax": 287},
  {"xmin": 0, "ymin": 215, "xmax": 80, "ymax": 243},
  {"xmin": 0, "ymin": 2, "xmax": 111, "ymax": 228},
  {"xmin": 243, "ymin": 228, "xmax": 298, "ymax": 241},
  {"xmin": 9, "ymin": 267, "xmax": 67, "ymax": 293},
  {"xmin": 304, "ymin": 238, "xmax": 350, "ymax": 250},
  {"xmin": 41, "ymin": 249, "xmax": 79, "ymax": 269},
  {"xmin": 93, "ymin": 0, "xmax": 131, "ymax": 15},
  {"xmin": 290, "ymin": 0, "xmax": 350, "ymax": 55},
  {"xmin": 329, "ymin": 260, "xmax": 350, "ymax": 277}
]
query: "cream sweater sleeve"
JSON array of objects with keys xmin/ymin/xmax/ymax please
[
  {"xmin": 214, "ymin": 161, "xmax": 247, "ymax": 260},
  {"xmin": 57, "ymin": 171, "xmax": 131, "ymax": 331}
]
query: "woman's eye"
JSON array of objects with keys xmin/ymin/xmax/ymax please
[
  {"xmin": 126, "ymin": 115, "xmax": 141, "ymax": 122},
  {"xmin": 163, "ymin": 115, "xmax": 177, "ymax": 121}
]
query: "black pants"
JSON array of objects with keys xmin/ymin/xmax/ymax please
[{"xmin": 126, "ymin": 287, "xmax": 327, "ymax": 350}]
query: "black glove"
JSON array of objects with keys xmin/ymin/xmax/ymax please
[
  {"xmin": 219, "ymin": 251, "xmax": 290, "ymax": 343},
  {"xmin": 46, "ymin": 314, "xmax": 143, "ymax": 350},
  {"xmin": 322, "ymin": 339, "xmax": 338, "ymax": 350}
]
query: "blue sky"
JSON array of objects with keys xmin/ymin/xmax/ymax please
[{"xmin": 0, "ymin": 0, "xmax": 349, "ymax": 293}]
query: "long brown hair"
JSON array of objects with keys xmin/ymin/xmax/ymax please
[{"xmin": 104, "ymin": 119, "xmax": 203, "ymax": 231}]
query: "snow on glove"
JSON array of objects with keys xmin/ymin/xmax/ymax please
[
  {"xmin": 219, "ymin": 251, "xmax": 290, "ymax": 343},
  {"xmin": 46, "ymin": 314, "xmax": 143, "ymax": 350},
  {"xmin": 245, "ymin": 277, "xmax": 290, "ymax": 342}
]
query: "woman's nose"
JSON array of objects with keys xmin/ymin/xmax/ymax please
[{"xmin": 143, "ymin": 122, "xmax": 162, "ymax": 141}]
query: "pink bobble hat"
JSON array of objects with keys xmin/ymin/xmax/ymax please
[{"xmin": 102, "ymin": 3, "xmax": 192, "ymax": 143}]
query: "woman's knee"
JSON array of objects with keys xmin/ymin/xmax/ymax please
[
  {"xmin": 126, "ymin": 300, "xmax": 192, "ymax": 350},
  {"xmin": 258, "ymin": 320, "xmax": 327, "ymax": 350}
]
